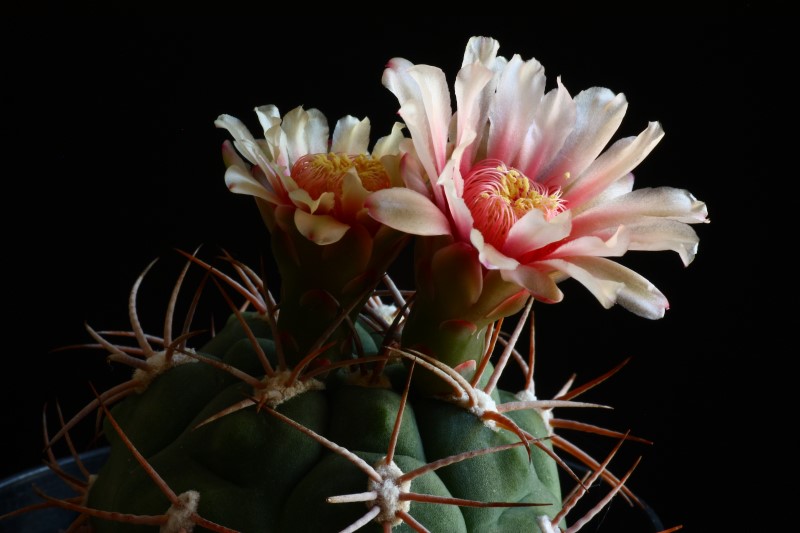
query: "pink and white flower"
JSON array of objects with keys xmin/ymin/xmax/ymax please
[
  {"xmin": 366, "ymin": 36, "xmax": 708, "ymax": 319},
  {"xmin": 216, "ymin": 105, "xmax": 405, "ymax": 245}
]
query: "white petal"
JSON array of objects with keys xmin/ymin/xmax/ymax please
[
  {"xmin": 517, "ymin": 77, "xmax": 576, "ymax": 178},
  {"xmin": 340, "ymin": 170, "xmax": 369, "ymax": 217},
  {"xmin": 365, "ymin": 188, "xmax": 451, "ymax": 236},
  {"xmin": 408, "ymin": 64, "xmax": 453, "ymax": 174},
  {"xmin": 303, "ymin": 108, "xmax": 330, "ymax": 155},
  {"xmin": 573, "ymin": 186, "xmax": 708, "ymax": 236},
  {"xmin": 384, "ymin": 59, "xmax": 450, "ymax": 183},
  {"xmin": 214, "ymin": 114, "xmax": 261, "ymax": 166},
  {"xmin": 254, "ymin": 105, "xmax": 281, "ymax": 137},
  {"xmin": 623, "ymin": 219, "xmax": 701, "ymax": 266},
  {"xmin": 372, "ymin": 122, "xmax": 406, "ymax": 159},
  {"xmin": 548, "ymin": 225, "xmax": 631, "ymax": 258},
  {"xmin": 487, "ymin": 54, "xmax": 546, "ymax": 164},
  {"xmin": 470, "ymin": 228, "xmax": 519, "ymax": 270},
  {"xmin": 281, "ymin": 106, "xmax": 327, "ymax": 164},
  {"xmin": 224, "ymin": 165, "xmax": 280, "ymax": 204},
  {"xmin": 382, "ymin": 57, "xmax": 419, "ymax": 108},
  {"xmin": 331, "ymin": 115, "xmax": 371, "ymax": 154},
  {"xmin": 500, "ymin": 265, "xmax": 563, "ymax": 304},
  {"xmin": 503, "ymin": 209, "xmax": 572, "ymax": 258},
  {"xmin": 281, "ymin": 106, "xmax": 312, "ymax": 163},
  {"xmin": 454, "ymin": 62, "xmax": 495, "ymax": 169},
  {"xmin": 399, "ymin": 147, "xmax": 430, "ymax": 196},
  {"xmin": 539, "ymin": 88, "xmax": 628, "ymax": 187},
  {"xmin": 578, "ymin": 172, "xmax": 635, "ymax": 212},
  {"xmin": 294, "ymin": 209, "xmax": 351, "ymax": 245},
  {"xmin": 288, "ymin": 188, "xmax": 335, "ymax": 215},
  {"xmin": 261, "ymin": 113, "xmax": 290, "ymax": 170},
  {"xmin": 462, "ymin": 36, "xmax": 501, "ymax": 67},
  {"xmin": 547, "ymin": 257, "xmax": 669, "ymax": 319},
  {"xmin": 565, "ymin": 121, "xmax": 665, "ymax": 210},
  {"xmin": 538, "ymin": 258, "xmax": 625, "ymax": 311}
]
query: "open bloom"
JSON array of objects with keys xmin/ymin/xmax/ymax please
[
  {"xmin": 367, "ymin": 36, "xmax": 709, "ymax": 319},
  {"xmin": 216, "ymin": 105, "xmax": 405, "ymax": 245}
]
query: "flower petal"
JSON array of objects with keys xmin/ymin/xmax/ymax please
[
  {"xmin": 486, "ymin": 54, "xmax": 546, "ymax": 164},
  {"xmin": 288, "ymin": 188, "xmax": 335, "ymax": 215},
  {"xmin": 383, "ymin": 60, "xmax": 451, "ymax": 183},
  {"xmin": 340, "ymin": 170, "xmax": 370, "ymax": 218},
  {"xmin": 545, "ymin": 257, "xmax": 669, "ymax": 319},
  {"xmin": 500, "ymin": 265, "xmax": 563, "ymax": 304},
  {"xmin": 516, "ymin": 77, "xmax": 576, "ymax": 178},
  {"xmin": 365, "ymin": 188, "xmax": 451, "ymax": 236},
  {"xmin": 539, "ymin": 87, "xmax": 628, "ymax": 188},
  {"xmin": 549, "ymin": 225, "xmax": 631, "ymax": 258},
  {"xmin": 214, "ymin": 114, "xmax": 261, "ymax": 166},
  {"xmin": 281, "ymin": 106, "xmax": 330, "ymax": 164},
  {"xmin": 372, "ymin": 122, "xmax": 406, "ymax": 159},
  {"xmin": 293, "ymin": 209, "xmax": 351, "ymax": 245},
  {"xmin": 454, "ymin": 62, "xmax": 495, "ymax": 170},
  {"xmin": 503, "ymin": 209, "xmax": 572, "ymax": 258},
  {"xmin": 564, "ymin": 121, "xmax": 665, "ymax": 210},
  {"xmin": 623, "ymin": 219, "xmax": 702, "ymax": 266},
  {"xmin": 571, "ymin": 186, "xmax": 708, "ymax": 265},
  {"xmin": 462, "ymin": 36, "xmax": 501, "ymax": 67},
  {"xmin": 224, "ymin": 165, "xmax": 280, "ymax": 204},
  {"xmin": 470, "ymin": 228, "xmax": 519, "ymax": 270},
  {"xmin": 331, "ymin": 115, "xmax": 371, "ymax": 154}
]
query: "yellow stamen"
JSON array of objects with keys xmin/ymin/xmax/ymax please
[{"xmin": 292, "ymin": 153, "xmax": 390, "ymax": 199}]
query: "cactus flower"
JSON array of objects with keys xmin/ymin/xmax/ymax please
[
  {"xmin": 367, "ymin": 36, "xmax": 709, "ymax": 320},
  {"xmin": 216, "ymin": 105, "xmax": 405, "ymax": 245},
  {"xmin": 216, "ymin": 106, "xmax": 410, "ymax": 365}
]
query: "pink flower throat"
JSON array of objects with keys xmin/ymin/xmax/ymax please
[{"xmin": 462, "ymin": 159, "xmax": 565, "ymax": 248}]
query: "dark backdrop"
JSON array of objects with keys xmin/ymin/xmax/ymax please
[{"xmin": 2, "ymin": 16, "xmax": 774, "ymax": 532}]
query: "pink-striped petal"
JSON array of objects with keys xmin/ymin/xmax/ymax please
[
  {"xmin": 548, "ymin": 257, "xmax": 669, "ymax": 319},
  {"xmin": 365, "ymin": 188, "xmax": 451, "ymax": 236},
  {"xmin": 538, "ymin": 88, "xmax": 628, "ymax": 187},
  {"xmin": 500, "ymin": 265, "xmax": 563, "ymax": 304},
  {"xmin": 503, "ymin": 209, "xmax": 572, "ymax": 258},
  {"xmin": 564, "ymin": 121, "xmax": 665, "ymax": 210}
]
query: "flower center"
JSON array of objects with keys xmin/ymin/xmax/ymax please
[
  {"xmin": 291, "ymin": 153, "xmax": 390, "ymax": 200},
  {"xmin": 462, "ymin": 160, "xmax": 564, "ymax": 248}
]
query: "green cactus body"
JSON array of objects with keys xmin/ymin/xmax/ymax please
[{"xmin": 86, "ymin": 312, "xmax": 563, "ymax": 532}]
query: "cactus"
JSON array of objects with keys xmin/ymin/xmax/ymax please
[{"xmin": 1, "ymin": 35, "xmax": 708, "ymax": 532}]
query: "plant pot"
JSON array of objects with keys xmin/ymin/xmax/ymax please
[{"xmin": 0, "ymin": 447, "xmax": 109, "ymax": 533}]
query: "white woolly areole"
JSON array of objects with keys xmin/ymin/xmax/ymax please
[
  {"xmin": 255, "ymin": 370, "xmax": 325, "ymax": 408},
  {"xmin": 515, "ymin": 388, "xmax": 537, "ymax": 402},
  {"xmin": 515, "ymin": 388, "xmax": 555, "ymax": 436},
  {"xmin": 132, "ymin": 349, "xmax": 198, "ymax": 392},
  {"xmin": 449, "ymin": 388, "xmax": 499, "ymax": 431},
  {"xmin": 536, "ymin": 514, "xmax": 560, "ymax": 533},
  {"xmin": 369, "ymin": 460, "xmax": 410, "ymax": 525},
  {"xmin": 160, "ymin": 490, "xmax": 199, "ymax": 533}
]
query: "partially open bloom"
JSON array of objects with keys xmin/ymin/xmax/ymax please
[
  {"xmin": 216, "ymin": 106, "xmax": 410, "ymax": 365},
  {"xmin": 367, "ymin": 36, "xmax": 709, "ymax": 319},
  {"xmin": 216, "ymin": 105, "xmax": 405, "ymax": 245}
]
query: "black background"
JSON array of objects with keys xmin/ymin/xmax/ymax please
[{"xmin": 2, "ymin": 15, "xmax": 777, "ymax": 532}]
